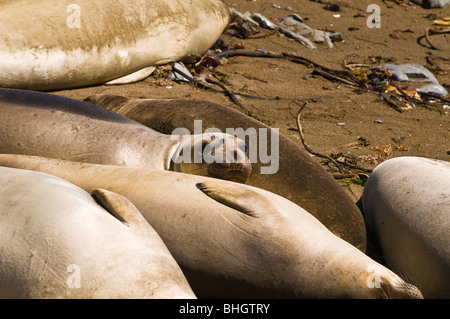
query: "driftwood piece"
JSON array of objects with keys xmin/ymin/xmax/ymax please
[
  {"xmin": 425, "ymin": 27, "xmax": 450, "ymax": 51},
  {"xmin": 295, "ymin": 102, "xmax": 373, "ymax": 174}
]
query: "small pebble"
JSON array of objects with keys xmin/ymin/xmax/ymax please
[
  {"xmin": 374, "ymin": 120, "xmax": 383, "ymax": 124},
  {"xmin": 329, "ymin": 32, "xmax": 342, "ymax": 39}
]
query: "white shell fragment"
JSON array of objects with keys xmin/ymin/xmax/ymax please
[{"xmin": 252, "ymin": 13, "xmax": 278, "ymax": 30}]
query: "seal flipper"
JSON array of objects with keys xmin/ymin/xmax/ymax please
[
  {"xmin": 91, "ymin": 188, "xmax": 148, "ymax": 228},
  {"xmin": 196, "ymin": 181, "xmax": 275, "ymax": 218},
  {"xmin": 104, "ymin": 66, "xmax": 156, "ymax": 85}
]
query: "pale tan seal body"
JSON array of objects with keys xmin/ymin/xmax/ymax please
[
  {"xmin": 83, "ymin": 94, "xmax": 367, "ymax": 252},
  {"xmin": 0, "ymin": 154, "xmax": 423, "ymax": 299},
  {"xmin": 0, "ymin": 166, "xmax": 196, "ymax": 299},
  {"xmin": 0, "ymin": 89, "xmax": 251, "ymax": 183},
  {"xmin": 362, "ymin": 156, "xmax": 450, "ymax": 299},
  {"xmin": 0, "ymin": 0, "xmax": 229, "ymax": 90}
]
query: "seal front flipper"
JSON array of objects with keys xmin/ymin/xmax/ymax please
[
  {"xmin": 196, "ymin": 181, "xmax": 275, "ymax": 218},
  {"xmin": 91, "ymin": 188, "xmax": 149, "ymax": 228}
]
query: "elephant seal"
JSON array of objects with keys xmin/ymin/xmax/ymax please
[
  {"xmin": 0, "ymin": 166, "xmax": 195, "ymax": 299},
  {"xmin": 0, "ymin": 154, "xmax": 423, "ymax": 299},
  {"xmin": 0, "ymin": 0, "xmax": 229, "ymax": 90},
  {"xmin": 83, "ymin": 94, "xmax": 367, "ymax": 252},
  {"xmin": 0, "ymin": 88, "xmax": 251, "ymax": 183},
  {"xmin": 362, "ymin": 156, "xmax": 450, "ymax": 299}
]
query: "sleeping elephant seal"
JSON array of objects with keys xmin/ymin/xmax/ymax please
[
  {"xmin": 0, "ymin": 0, "xmax": 229, "ymax": 90},
  {"xmin": 0, "ymin": 166, "xmax": 195, "ymax": 299},
  {"xmin": 362, "ymin": 156, "xmax": 450, "ymax": 299},
  {"xmin": 0, "ymin": 88, "xmax": 251, "ymax": 183},
  {"xmin": 83, "ymin": 94, "xmax": 367, "ymax": 252},
  {"xmin": 0, "ymin": 154, "xmax": 423, "ymax": 299}
]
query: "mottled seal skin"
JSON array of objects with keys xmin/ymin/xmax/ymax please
[
  {"xmin": 0, "ymin": 154, "xmax": 423, "ymax": 299},
  {"xmin": 362, "ymin": 156, "xmax": 450, "ymax": 299},
  {"xmin": 0, "ymin": 166, "xmax": 196, "ymax": 299},
  {"xmin": 0, "ymin": 88, "xmax": 251, "ymax": 182},
  {"xmin": 0, "ymin": 0, "xmax": 229, "ymax": 90},
  {"xmin": 83, "ymin": 94, "xmax": 367, "ymax": 252}
]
